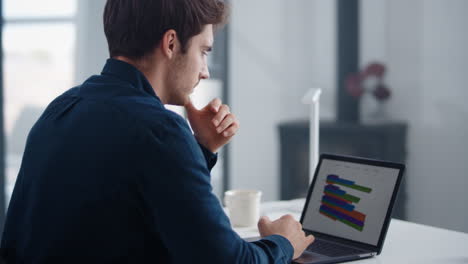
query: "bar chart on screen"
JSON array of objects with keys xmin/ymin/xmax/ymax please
[{"xmin": 319, "ymin": 174, "xmax": 373, "ymax": 232}]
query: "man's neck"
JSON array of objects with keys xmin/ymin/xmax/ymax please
[{"xmin": 113, "ymin": 56, "xmax": 168, "ymax": 103}]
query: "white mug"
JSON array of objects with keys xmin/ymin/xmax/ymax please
[{"xmin": 224, "ymin": 189, "xmax": 262, "ymax": 227}]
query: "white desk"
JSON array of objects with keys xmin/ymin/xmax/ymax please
[{"xmin": 232, "ymin": 199, "xmax": 468, "ymax": 264}]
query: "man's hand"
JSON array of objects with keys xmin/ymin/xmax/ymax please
[
  {"xmin": 185, "ymin": 98, "xmax": 239, "ymax": 153},
  {"xmin": 258, "ymin": 215, "xmax": 315, "ymax": 260}
]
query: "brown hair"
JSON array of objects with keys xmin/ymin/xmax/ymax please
[{"xmin": 103, "ymin": 0, "xmax": 228, "ymax": 59}]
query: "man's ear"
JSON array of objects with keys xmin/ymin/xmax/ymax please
[{"xmin": 160, "ymin": 29, "xmax": 178, "ymax": 59}]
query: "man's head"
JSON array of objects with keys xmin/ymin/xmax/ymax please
[{"xmin": 103, "ymin": 0, "xmax": 228, "ymax": 105}]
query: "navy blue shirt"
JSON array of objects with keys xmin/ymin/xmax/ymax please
[{"xmin": 1, "ymin": 59, "xmax": 293, "ymax": 263}]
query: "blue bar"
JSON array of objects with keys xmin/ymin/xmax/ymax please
[
  {"xmin": 329, "ymin": 177, "xmax": 355, "ymax": 185},
  {"xmin": 322, "ymin": 195, "xmax": 355, "ymax": 211},
  {"xmin": 325, "ymin": 184, "xmax": 340, "ymax": 190},
  {"xmin": 324, "ymin": 187, "xmax": 346, "ymax": 196}
]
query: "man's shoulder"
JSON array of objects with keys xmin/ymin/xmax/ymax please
[
  {"xmin": 49, "ymin": 80, "xmax": 193, "ymax": 146},
  {"xmin": 111, "ymin": 97, "xmax": 190, "ymax": 135},
  {"xmin": 77, "ymin": 75, "xmax": 189, "ymax": 134},
  {"xmin": 100, "ymin": 98, "xmax": 195, "ymax": 154}
]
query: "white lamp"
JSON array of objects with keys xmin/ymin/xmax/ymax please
[{"xmin": 302, "ymin": 88, "xmax": 322, "ymax": 183}]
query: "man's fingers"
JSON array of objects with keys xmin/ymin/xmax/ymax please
[
  {"xmin": 207, "ymin": 98, "xmax": 222, "ymax": 113},
  {"xmin": 306, "ymin": 234, "xmax": 315, "ymax": 244},
  {"xmin": 258, "ymin": 216, "xmax": 272, "ymax": 238},
  {"xmin": 259, "ymin": 215, "xmax": 271, "ymax": 225},
  {"xmin": 222, "ymin": 122, "xmax": 239, "ymax": 137},
  {"xmin": 212, "ymin": 104, "xmax": 230, "ymax": 126},
  {"xmin": 295, "ymin": 221, "xmax": 302, "ymax": 229},
  {"xmin": 280, "ymin": 214, "xmax": 295, "ymax": 220},
  {"xmin": 216, "ymin": 114, "xmax": 235, "ymax": 134}
]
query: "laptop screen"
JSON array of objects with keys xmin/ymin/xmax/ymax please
[{"xmin": 301, "ymin": 157, "xmax": 401, "ymax": 246}]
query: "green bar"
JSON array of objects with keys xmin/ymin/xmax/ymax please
[
  {"xmin": 338, "ymin": 218, "xmax": 364, "ymax": 232},
  {"xmin": 322, "ymin": 200, "xmax": 339, "ymax": 210},
  {"xmin": 324, "ymin": 190, "xmax": 361, "ymax": 203},
  {"xmin": 348, "ymin": 184, "xmax": 372, "ymax": 193},
  {"xmin": 324, "ymin": 190, "xmax": 354, "ymax": 203},
  {"xmin": 343, "ymin": 193, "xmax": 361, "ymax": 203},
  {"xmin": 328, "ymin": 180, "xmax": 372, "ymax": 193},
  {"xmin": 319, "ymin": 209, "xmax": 338, "ymax": 220}
]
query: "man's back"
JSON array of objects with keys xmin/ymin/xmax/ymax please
[
  {"xmin": 1, "ymin": 60, "xmax": 175, "ymax": 262},
  {"xmin": 1, "ymin": 59, "xmax": 294, "ymax": 263}
]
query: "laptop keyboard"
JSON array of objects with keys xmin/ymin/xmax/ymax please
[{"xmin": 307, "ymin": 239, "xmax": 366, "ymax": 257}]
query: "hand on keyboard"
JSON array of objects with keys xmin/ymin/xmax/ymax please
[{"xmin": 258, "ymin": 215, "xmax": 315, "ymax": 259}]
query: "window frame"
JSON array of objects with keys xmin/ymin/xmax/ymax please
[{"xmin": 0, "ymin": 0, "xmax": 6, "ymax": 237}]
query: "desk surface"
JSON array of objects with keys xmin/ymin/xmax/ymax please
[{"xmin": 232, "ymin": 199, "xmax": 468, "ymax": 264}]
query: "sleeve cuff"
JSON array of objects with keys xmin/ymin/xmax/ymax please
[
  {"xmin": 197, "ymin": 143, "xmax": 218, "ymax": 171},
  {"xmin": 258, "ymin": 234, "xmax": 294, "ymax": 262}
]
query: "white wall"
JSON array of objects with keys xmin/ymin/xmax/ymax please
[
  {"xmin": 361, "ymin": 0, "xmax": 468, "ymax": 232},
  {"xmin": 229, "ymin": 0, "xmax": 336, "ymax": 201}
]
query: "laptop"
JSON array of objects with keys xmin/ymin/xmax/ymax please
[{"xmin": 249, "ymin": 154, "xmax": 405, "ymax": 264}]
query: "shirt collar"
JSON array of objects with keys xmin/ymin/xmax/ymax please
[{"xmin": 101, "ymin": 58, "xmax": 161, "ymax": 101}]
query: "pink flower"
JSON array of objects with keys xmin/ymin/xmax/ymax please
[{"xmin": 345, "ymin": 62, "xmax": 391, "ymax": 102}]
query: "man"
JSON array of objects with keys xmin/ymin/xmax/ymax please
[{"xmin": 1, "ymin": 0, "xmax": 314, "ymax": 263}]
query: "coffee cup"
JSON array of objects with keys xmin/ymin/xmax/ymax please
[{"xmin": 224, "ymin": 189, "xmax": 262, "ymax": 227}]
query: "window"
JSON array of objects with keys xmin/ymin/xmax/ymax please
[{"xmin": 3, "ymin": 0, "xmax": 77, "ymax": 205}]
